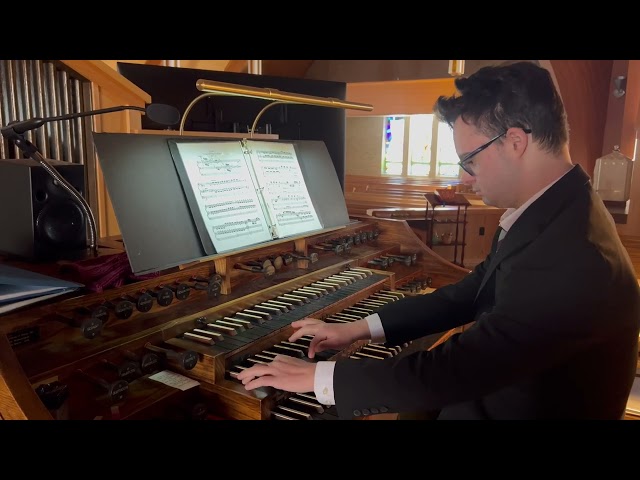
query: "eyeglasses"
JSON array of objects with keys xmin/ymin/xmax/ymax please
[{"xmin": 458, "ymin": 128, "xmax": 532, "ymax": 176}]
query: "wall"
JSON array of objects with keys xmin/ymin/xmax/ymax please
[
  {"xmin": 548, "ymin": 60, "xmax": 640, "ymax": 237},
  {"xmin": 102, "ymin": 60, "xmax": 229, "ymax": 74},
  {"xmin": 346, "ymin": 117, "xmax": 384, "ymax": 175},
  {"xmin": 548, "ymin": 60, "xmax": 613, "ymax": 175},
  {"xmin": 105, "ymin": 60, "xmax": 524, "ymax": 84},
  {"xmin": 346, "ymin": 78, "xmax": 457, "ymax": 117},
  {"xmin": 621, "ymin": 60, "xmax": 640, "ymax": 236},
  {"xmin": 306, "ymin": 60, "xmax": 525, "ymax": 83},
  {"xmin": 601, "ymin": 60, "xmax": 640, "ymax": 236}
]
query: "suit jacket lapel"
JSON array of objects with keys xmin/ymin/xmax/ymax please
[{"xmin": 474, "ymin": 165, "xmax": 591, "ymax": 302}]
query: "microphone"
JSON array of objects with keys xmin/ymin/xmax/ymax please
[
  {"xmin": 1, "ymin": 103, "xmax": 180, "ymax": 136},
  {"xmin": 0, "ymin": 103, "xmax": 181, "ymax": 257}
]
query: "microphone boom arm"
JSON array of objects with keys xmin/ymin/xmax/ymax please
[
  {"xmin": 3, "ymin": 106, "xmax": 146, "ymax": 135},
  {"xmin": 0, "ymin": 102, "xmax": 180, "ymax": 259}
]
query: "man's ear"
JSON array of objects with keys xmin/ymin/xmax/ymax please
[{"xmin": 506, "ymin": 127, "xmax": 529, "ymax": 157}]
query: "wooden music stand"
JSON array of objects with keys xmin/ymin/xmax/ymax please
[{"xmin": 424, "ymin": 192, "xmax": 470, "ymax": 267}]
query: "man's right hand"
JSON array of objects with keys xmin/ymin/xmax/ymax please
[{"xmin": 289, "ymin": 317, "xmax": 371, "ymax": 358}]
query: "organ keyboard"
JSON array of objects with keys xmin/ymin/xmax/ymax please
[{"xmin": 0, "ymin": 216, "xmax": 470, "ymax": 420}]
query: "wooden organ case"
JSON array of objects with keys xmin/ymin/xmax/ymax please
[{"xmin": 0, "ymin": 215, "xmax": 470, "ymax": 421}]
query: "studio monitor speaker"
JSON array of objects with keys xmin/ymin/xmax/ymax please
[{"xmin": 0, "ymin": 158, "xmax": 88, "ymax": 260}]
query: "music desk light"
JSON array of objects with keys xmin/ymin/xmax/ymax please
[{"xmin": 178, "ymin": 79, "xmax": 374, "ymax": 137}]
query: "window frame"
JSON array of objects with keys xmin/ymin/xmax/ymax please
[{"xmin": 382, "ymin": 114, "xmax": 461, "ymax": 180}]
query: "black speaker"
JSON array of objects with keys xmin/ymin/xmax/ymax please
[{"xmin": 0, "ymin": 158, "xmax": 87, "ymax": 260}]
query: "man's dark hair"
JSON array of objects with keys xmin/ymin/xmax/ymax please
[{"xmin": 433, "ymin": 61, "xmax": 569, "ymax": 154}]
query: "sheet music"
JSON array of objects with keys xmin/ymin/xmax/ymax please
[
  {"xmin": 246, "ymin": 141, "xmax": 322, "ymax": 238},
  {"xmin": 149, "ymin": 370, "xmax": 200, "ymax": 391},
  {"xmin": 171, "ymin": 141, "xmax": 273, "ymax": 253}
]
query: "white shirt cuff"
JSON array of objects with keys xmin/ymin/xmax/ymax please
[
  {"xmin": 366, "ymin": 313, "xmax": 386, "ymax": 343},
  {"xmin": 314, "ymin": 361, "xmax": 336, "ymax": 405}
]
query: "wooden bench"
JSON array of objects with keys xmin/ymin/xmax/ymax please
[
  {"xmin": 344, "ymin": 174, "xmax": 465, "ymax": 216},
  {"xmin": 344, "ymin": 191, "xmax": 428, "ymax": 216},
  {"xmin": 345, "ymin": 174, "xmax": 461, "ymax": 193}
]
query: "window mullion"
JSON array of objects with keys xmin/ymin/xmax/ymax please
[
  {"xmin": 403, "ymin": 116, "xmax": 411, "ymax": 176},
  {"xmin": 430, "ymin": 118, "xmax": 439, "ymax": 178}
]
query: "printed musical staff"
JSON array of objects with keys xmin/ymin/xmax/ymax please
[
  {"xmin": 212, "ymin": 217, "xmax": 266, "ymax": 240},
  {"xmin": 170, "ymin": 139, "xmax": 323, "ymax": 254},
  {"xmin": 171, "ymin": 141, "xmax": 273, "ymax": 252},
  {"xmin": 275, "ymin": 210, "xmax": 316, "ymax": 226},
  {"xmin": 249, "ymin": 141, "xmax": 322, "ymax": 237}
]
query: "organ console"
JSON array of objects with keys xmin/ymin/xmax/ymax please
[{"xmin": 0, "ymin": 214, "xmax": 470, "ymax": 421}]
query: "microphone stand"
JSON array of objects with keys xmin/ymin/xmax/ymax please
[
  {"xmin": 1, "ymin": 129, "xmax": 100, "ymax": 257},
  {"xmin": 0, "ymin": 105, "xmax": 157, "ymax": 259},
  {"xmin": 1, "ymin": 104, "xmax": 180, "ymax": 259}
]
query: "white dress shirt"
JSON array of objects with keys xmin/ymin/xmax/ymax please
[{"xmin": 313, "ymin": 166, "xmax": 574, "ymax": 406}]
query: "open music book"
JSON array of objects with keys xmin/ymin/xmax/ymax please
[
  {"xmin": 168, "ymin": 139, "xmax": 323, "ymax": 254},
  {"xmin": 0, "ymin": 264, "xmax": 83, "ymax": 315}
]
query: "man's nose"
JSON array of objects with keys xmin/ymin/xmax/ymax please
[{"xmin": 461, "ymin": 171, "xmax": 475, "ymax": 184}]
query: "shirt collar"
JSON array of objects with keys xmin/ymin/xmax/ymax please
[{"xmin": 499, "ymin": 167, "xmax": 573, "ymax": 233}]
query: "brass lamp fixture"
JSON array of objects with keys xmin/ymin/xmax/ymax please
[
  {"xmin": 448, "ymin": 60, "xmax": 465, "ymax": 77},
  {"xmin": 178, "ymin": 79, "xmax": 374, "ymax": 137}
]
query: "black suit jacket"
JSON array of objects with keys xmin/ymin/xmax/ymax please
[{"xmin": 334, "ymin": 165, "xmax": 640, "ymax": 419}]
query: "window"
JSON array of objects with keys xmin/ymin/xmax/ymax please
[{"xmin": 382, "ymin": 114, "xmax": 459, "ymax": 178}]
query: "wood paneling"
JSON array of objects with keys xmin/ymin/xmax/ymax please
[
  {"xmin": 620, "ymin": 235, "xmax": 640, "ymax": 279},
  {"xmin": 225, "ymin": 60, "xmax": 247, "ymax": 73},
  {"xmin": 224, "ymin": 60, "xmax": 314, "ymax": 79},
  {"xmin": 261, "ymin": 60, "xmax": 313, "ymax": 78},
  {"xmin": 548, "ymin": 60, "xmax": 613, "ymax": 176},
  {"xmin": 346, "ymin": 78, "xmax": 457, "ymax": 117},
  {"xmin": 609, "ymin": 60, "xmax": 640, "ymax": 237}
]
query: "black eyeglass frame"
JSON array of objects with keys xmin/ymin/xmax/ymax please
[{"xmin": 458, "ymin": 128, "xmax": 532, "ymax": 176}]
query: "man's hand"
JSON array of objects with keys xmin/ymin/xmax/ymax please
[
  {"xmin": 290, "ymin": 317, "xmax": 371, "ymax": 358},
  {"xmin": 236, "ymin": 354, "xmax": 316, "ymax": 392}
]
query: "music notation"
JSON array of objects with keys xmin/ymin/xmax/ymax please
[
  {"xmin": 275, "ymin": 211, "xmax": 316, "ymax": 226},
  {"xmin": 170, "ymin": 141, "xmax": 273, "ymax": 253},
  {"xmin": 249, "ymin": 141, "xmax": 322, "ymax": 237},
  {"xmin": 170, "ymin": 139, "xmax": 323, "ymax": 254},
  {"xmin": 213, "ymin": 217, "xmax": 265, "ymax": 240},
  {"xmin": 205, "ymin": 199, "xmax": 258, "ymax": 220},
  {"xmin": 268, "ymin": 179, "xmax": 301, "ymax": 188},
  {"xmin": 196, "ymin": 157, "xmax": 244, "ymax": 174},
  {"xmin": 197, "ymin": 183, "xmax": 249, "ymax": 198}
]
